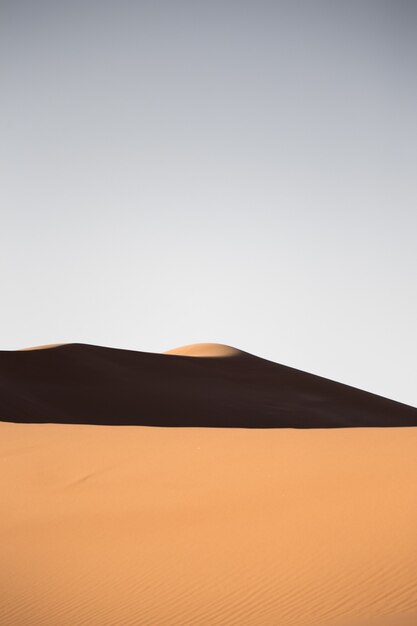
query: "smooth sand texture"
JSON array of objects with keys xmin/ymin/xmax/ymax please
[
  {"xmin": 1, "ymin": 422, "xmax": 416, "ymax": 626},
  {"xmin": 164, "ymin": 343, "xmax": 244, "ymax": 357},
  {"xmin": 21, "ymin": 343, "xmax": 242, "ymax": 356},
  {"xmin": 1, "ymin": 344, "xmax": 416, "ymax": 624},
  {"xmin": 18, "ymin": 343, "xmax": 65, "ymax": 351}
]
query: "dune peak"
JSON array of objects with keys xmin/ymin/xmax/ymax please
[
  {"xmin": 164, "ymin": 343, "xmax": 242, "ymax": 358},
  {"xmin": 18, "ymin": 343, "xmax": 66, "ymax": 351}
]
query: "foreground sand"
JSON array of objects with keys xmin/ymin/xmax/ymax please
[{"xmin": 1, "ymin": 423, "xmax": 416, "ymax": 626}]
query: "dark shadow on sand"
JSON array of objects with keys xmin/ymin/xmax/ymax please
[{"xmin": 0, "ymin": 344, "xmax": 416, "ymax": 428}]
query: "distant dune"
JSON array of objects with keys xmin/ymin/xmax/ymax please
[
  {"xmin": 0, "ymin": 342, "xmax": 416, "ymax": 427},
  {"xmin": 164, "ymin": 342, "xmax": 244, "ymax": 357},
  {"xmin": 1, "ymin": 343, "xmax": 416, "ymax": 625},
  {"xmin": 18, "ymin": 343, "xmax": 65, "ymax": 351}
]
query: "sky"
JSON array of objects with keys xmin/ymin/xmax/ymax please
[{"xmin": 1, "ymin": 0, "xmax": 416, "ymax": 407}]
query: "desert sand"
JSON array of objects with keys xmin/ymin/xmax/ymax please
[
  {"xmin": 1, "ymin": 423, "xmax": 417, "ymax": 626},
  {"xmin": 0, "ymin": 344, "xmax": 416, "ymax": 625},
  {"xmin": 165, "ymin": 343, "xmax": 243, "ymax": 357}
]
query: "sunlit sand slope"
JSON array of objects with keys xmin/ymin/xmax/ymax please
[
  {"xmin": 0, "ymin": 423, "xmax": 416, "ymax": 626},
  {"xmin": 164, "ymin": 342, "xmax": 244, "ymax": 357}
]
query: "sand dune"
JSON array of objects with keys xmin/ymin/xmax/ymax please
[
  {"xmin": 1, "ymin": 343, "xmax": 416, "ymax": 625},
  {"xmin": 164, "ymin": 342, "xmax": 244, "ymax": 357},
  {"xmin": 18, "ymin": 343, "xmax": 65, "ymax": 351},
  {"xmin": 0, "ymin": 423, "xmax": 416, "ymax": 626},
  {"xmin": 0, "ymin": 343, "xmax": 416, "ymax": 427}
]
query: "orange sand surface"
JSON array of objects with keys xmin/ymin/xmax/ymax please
[
  {"xmin": 1, "ymin": 422, "xmax": 416, "ymax": 626},
  {"xmin": 164, "ymin": 343, "xmax": 243, "ymax": 357}
]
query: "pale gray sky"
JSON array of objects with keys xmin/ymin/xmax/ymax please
[{"xmin": 1, "ymin": 1, "xmax": 416, "ymax": 406}]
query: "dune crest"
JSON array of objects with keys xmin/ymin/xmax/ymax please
[
  {"xmin": 18, "ymin": 343, "xmax": 66, "ymax": 351},
  {"xmin": 164, "ymin": 343, "xmax": 243, "ymax": 357}
]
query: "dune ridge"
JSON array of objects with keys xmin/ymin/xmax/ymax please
[
  {"xmin": 18, "ymin": 343, "xmax": 65, "ymax": 351},
  {"xmin": 0, "ymin": 342, "xmax": 416, "ymax": 427},
  {"xmin": 164, "ymin": 342, "xmax": 244, "ymax": 357}
]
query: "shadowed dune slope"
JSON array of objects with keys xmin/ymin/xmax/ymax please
[{"xmin": 0, "ymin": 343, "xmax": 416, "ymax": 427}]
